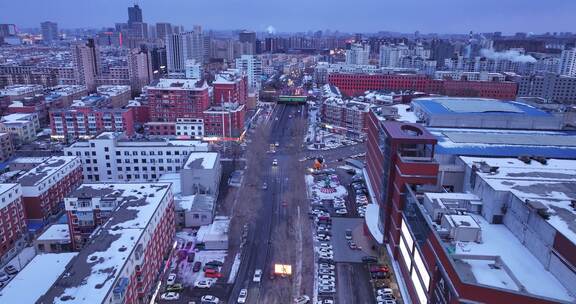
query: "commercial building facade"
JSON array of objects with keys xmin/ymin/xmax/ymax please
[
  {"xmin": 49, "ymin": 107, "xmax": 135, "ymax": 139},
  {"xmin": 328, "ymin": 73, "xmax": 517, "ymax": 99},
  {"xmin": 146, "ymin": 78, "xmax": 210, "ymax": 122},
  {"xmin": 0, "ymin": 183, "xmax": 27, "ymax": 265}
]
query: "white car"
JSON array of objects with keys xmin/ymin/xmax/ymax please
[
  {"xmin": 335, "ymin": 208, "xmax": 348, "ymax": 215},
  {"xmin": 294, "ymin": 295, "xmax": 310, "ymax": 304},
  {"xmin": 377, "ymin": 295, "xmax": 396, "ymax": 302},
  {"xmin": 319, "ymin": 253, "xmax": 333, "ymax": 259},
  {"xmin": 319, "ymin": 280, "xmax": 335, "ymax": 287},
  {"xmin": 253, "ymin": 269, "xmax": 263, "ymax": 282},
  {"xmin": 201, "ymin": 295, "xmax": 220, "ymax": 303},
  {"xmin": 318, "ymin": 248, "xmax": 333, "ymax": 255},
  {"xmin": 318, "ymin": 285, "xmax": 336, "ymax": 294},
  {"xmin": 194, "ymin": 279, "xmax": 214, "ymax": 288},
  {"xmin": 318, "ymin": 269, "xmax": 335, "ymax": 276},
  {"xmin": 166, "ymin": 273, "xmax": 177, "ymax": 286},
  {"xmin": 315, "ymin": 235, "xmax": 331, "ymax": 241},
  {"xmin": 160, "ymin": 292, "xmax": 180, "ymax": 300},
  {"xmin": 318, "ymin": 275, "xmax": 335, "ymax": 281},
  {"xmin": 0, "ymin": 272, "xmax": 9, "ymax": 282},
  {"xmin": 272, "ymin": 159, "xmax": 278, "ymax": 166},
  {"xmin": 319, "ymin": 243, "xmax": 332, "ymax": 249},
  {"xmin": 237, "ymin": 289, "xmax": 248, "ymax": 303},
  {"xmin": 377, "ymin": 288, "xmax": 393, "ymax": 296},
  {"xmin": 319, "ymin": 263, "xmax": 335, "ymax": 270}
]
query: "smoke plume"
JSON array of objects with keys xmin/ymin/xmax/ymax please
[{"xmin": 480, "ymin": 48, "xmax": 536, "ymax": 63}]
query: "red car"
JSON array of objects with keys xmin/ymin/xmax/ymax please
[
  {"xmin": 193, "ymin": 261, "xmax": 202, "ymax": 272},
  {"xmin": 205, "ymin": 269, "xmax": 223, "ymax": 278},
  {"xmin": 370, "ymin": 265, "xmax": 390, "ymax": 273}
]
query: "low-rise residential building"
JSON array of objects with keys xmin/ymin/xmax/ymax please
[
  {"xmin": 49, "ymin": 107, "xmax": 135, "ymax": 139},
  {"xmin": 146, "ymin": 78, "xmax": 210, "ymax": 122},
  {"xmin": 144, "ymin": 121, "xmax": 176, "ymax": 136},
  {"xmin": 96, "ymin": 85, "xmax": 131, "ymax": 107},
  {"xmin": 320, "ymin": 97, "xmax": 371, "ymax": 137},
  {"xmin": 45, "ymin": 85, "xmax": 88, "ymax": 109},
  {"xmin": 213, "ymin": 69, "xmax": 248, "ymax": 105},
  {"xmin": 38, "ymin": 183, "xmax": 175, "ymax": 304},
  {"xmin": 0, "ymin": 84, "xmax": 44, "ymax": 102},
  {"xmin": 35, "ymin": 223, "xmax": 71, "ymax": 253},
  {"xmin": 176, "ymin": 117, "xmax": 204, "ymax": 138},
  {"xmin": 63, "ymin": 132, "xmax": 209, "ymax": 182},
  {"xmin": 515, "ymin": 72, "xmax": 576, "ymax": 104},
  {"xmin": 0, "ymin": 183, "xmax": 26, "ymax": 265},
  {"xmin": 17, "ymin": 156, "xmax": 82, "ymax": 228},
  {"xmin": 0, "ymin": 132, "xmax": 14, "ymax": 162},
  {"xmin": 203, "ymin": 103, "xmax": 245, "ymax": 138},
  {"xmin": 8, "ymin": 156, "xmax": 50, "ymax": 171},
  {"xmin": 0, "ymin": 112, "xmax": 40, "ymax": 145}
]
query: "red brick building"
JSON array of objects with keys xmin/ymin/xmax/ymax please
[
  {"xmin": 17, "ymin": 156, "xmax": 83, "ymax": 227},
  {"xmin": 0, "ymin": 183, "xmax": 27, "ymax": 264},
  {"xmin": 49, "ymin": 107, "xmax": 135, "ymax": 139},
  {"xmin": 41, "ymin": 183, "xmax": 176, "ymax": 304},
  {"xmin": 328, "ymin": 73, "xmax": 517, "ymax": 100},
  {"xmin": 203, "ymin": 103, "xmax": 246, "ymax": 138},
  {"xmin": 213, "ymin": 69, "xmax": 248, "ymax": 105},
  {"xmin": 320, "ymin": 98, "xmax": 370, "ymax": 137},
  {"xmin": 127, "ymin": 101, "xmax": 150, "ymax": 124},
  {"xmin": 144, "ymin": 121, "xmax": 176, "ymax": 136},
  {"xmin": 146, "ymin": 79, "xmax": 210, "ymax": 122}
]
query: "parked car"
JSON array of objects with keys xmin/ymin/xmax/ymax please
[
  {"xmin": 237, "ymin": 288, "xmax": 248, "ymax": 303},
  {"xmin": 315, "ymin": 235, "xmax": 331, "ymax": 241},
  {"xmin": 4, "ymin": 265, "xmax": 18, "ymax": 275},
  {"xmin": 160, "ymin": 292, "xmax": 180, "ymax": 300},
  {"xmin": 205, "ymin": 269, "xmax": 223, "ymax": 278},
  {"xmin": 262, "ymin": 182, "xmax": 268, "ymax": 190},
  {"xmin": 201, "ymin": 295, "xmax": 220, "ymax": 303},
  {"xmin": 206, "ymin": 260, "xmax": 224, "ymax": 267},
  {"xmin": 318, "ymin": 269, "xmax": 335, "ymax": 276},
  {"xmin": 371, "ymin": 266, "xmax": 390, "ymax": 273},
  {"xmin": 319, "ymin": 280, "xmax": 335, "ymax": 288},
  {"xmin": 187, "ymin": 252, "xmax": 195, "ymax": 263},
  {"xmin": 362, "ymin": 256, "xmax": 379, "ymax": 263},
  {"xmin": 318, "ymin": 275, "xmax": 335, "ymax": 281},
  {"xmin": 371, "ymin": 272, "xmax": 388, "ymax": 279},
  {"xmin": 194, "ymin": 279, "xmax": 215, "ymax": 289},
  {"xmin": 318, "ymin": 285, "xmax": 336, "ymax": 294},
  {"xmin": 318, "ymin": 257, "xmax": 334, "ymax": 264},
  {"xmin": 335, "ymin": 208, "xmax": 348, "ymax": 215},
  {"xmin": 316, "ymin": 299, "xmax": 335, "ymax": 304},
  {"xmin": 319, "ymin": 263, "xmax": 335, "ymax": 270},
  {"xmin": 377, "ymin": 294, "xmax": 396, "ymax": 302},
  {"xmin": 193, "ymin": 261, "xmax": 202, "ymax": 272},
  {"xmin": 377, "ymin": 288, "xmax": 393, "ymax": 295},
  {"xmin": 294, "ymin": 295, "xmax": 310, "ymax": 304},
  {"xmin": 204, "ymin": 264, "xmax": 219, "ymax": 272},
  {"xmin": 272, "ymin": 159, "xmax": 278, "ymax": 166},
  {"xmin": 166, "ymin": 273, "xmax": 177, "ymax": 286},
  {"xmin": 319, "ymin": 243, "xmax": 333, "ymax": 249},
  {"xmin": 0, "ymin": 272, "xmax": 9, "ymax": 282},
  {"xmin": 348, "ymin": 241, "xmax": 359, "ymax": 250},
  {"xmin": 345, "ymin": 229, "xmax": 353, "ymax": 240},
  {"xmin": 166, "ymin": 283, "xmax": 183, "ymax": 292},
  {"xmin": 253, "ymin": 269, "xmax": 263, "ymax": 282}
]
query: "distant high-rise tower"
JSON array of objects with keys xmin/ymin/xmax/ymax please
[
  {"xmin": 235, "ymin": 55, "xmax": 262, "ymax": 91},
  {"xmin": 156, "ymin": 22, "xmax": 173, "ymax": 43},
  {"xmin": 71, "ymin": 39, "xmax": 99, "ymax": 91},
  {"xmin": 40, "ymin": 21, "xmax": 58, "ymax": 43},
  {"xmin": 558, "ymin": 48, "xmax": 576, "ymax": 77},
  {"xmin": 166, "ymin": 27, "xmax": 204, "ymax": 75},
  {"xmin": 346, "ymin": 43, "xmax": 370, "ymax": 65},
  {"xmin": 239, "ymin": 30, "xmax": 256, "ymax": 55},
  {"xmin": 128, "ymin": 4, "xmax": 143, "ymax": 26}
]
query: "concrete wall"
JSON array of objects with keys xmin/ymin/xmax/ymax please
[{"xmin": 180, "ymin": 154, "xmax": 221, "ymax": 197}]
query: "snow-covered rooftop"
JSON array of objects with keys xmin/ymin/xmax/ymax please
[
  {"xmin": 37, "ymin": 224, "xmax": 70, "ymax": 242},
  {"xmin": 459, "ymin": 156, "xmax": 576, "ymax": 244},
  {"xmin": 184, "ymin": 152, "xmax": 218, "ymax": 169},
  {"xmin": 392, "ymin": 104, "xmax": 418, "ymax": 123},
  {"xmin": 1, "ymin": 112, "xmax": 36, "ymax": 123},
  {"xmin": 149, "ymin": 78, "xmax": 208, "ymax": 91},
  {"xmin": 38, "ymin": 183, "xmax": 173, "ymax": 304},
  {"xmin": 0, "ymin": 253, "xmax": 77, "ymax": 304},
  {"xmin": 196, "ymin": 216, "xmax": 230, "ymax": 243},
  {"xmin": 17, "ymin": 156, "xmax": 79, "ymax": 187}
]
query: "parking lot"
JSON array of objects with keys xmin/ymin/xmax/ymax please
[{"xmin": 331, "ymin": 218, "xmax": 366, "ymax": 263}]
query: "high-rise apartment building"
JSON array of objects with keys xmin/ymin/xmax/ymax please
[
  {"xmin": 166, "ymin": 28, "xmax": 205, "ymax": 74},
  {"xmin": 146, "ymin": 78, "xmax": 210, "ymax": 121},
  {"xmin": 40, "ymin": 21, "xmax": 58, "ymax": 44},
  {"xmin": 379, "ymin": 44, "xmax": 410, "ymax": 68},
  {"xmin": 235, "ymin": 55, "xmax": 262, "ymax": 91},
  {"xmin": 71, "ymin": 39, "xmax": 99, "ymax": 91},
  {"xmin": 155, "ymin": 22, "xmax": 172, "ymax": 44},
  {"xmin": 127, "ymin": 4, "xmax": 143, "ymax": 26},
  {"xmin": 346, "ymin": 43, "xmax": 370, "ymax": 65},
  {"xmin": 185, "ymin": 59, "xmax": 203, "ymax": 79},
  {"xmin": 558, "ymin": 48, "xmax": 576, "ymax": 77}
]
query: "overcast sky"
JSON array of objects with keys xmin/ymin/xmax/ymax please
[{"xmin": 1, "ymin": 0, "xmax": 575, "ymax": 34}]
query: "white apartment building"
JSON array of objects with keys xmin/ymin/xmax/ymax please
[
  {"xmin": 63, "ymin": 132, "xmax": 209, "ymax": 182},
  {"xmin": 346, "ymin": 43, "xmax": 370, "ymax": 65},
  {"xmin": 167, "ymin": 28, "xmax": 204, "ymax": 74},
  {"xmin": 176, "ymin": 117, "xmax": 204, "ymax": 137},
  {"xmin": 379, "ymin": 44, "xmax": 410, "ymax": 68},
  {"xmin": 184, "ymin": 59, "xmax": 203, "ymax": 79},
  {"xmin": 0, "ymin": 113, "xmax": 40, "ymax": 145},
  {"xmin": 235, "ymin": 55, "xmax": 262, "ymax": 91},
  {"xmin": 558, "ymin": 48, "xmax": 576, "ymax": 77}
]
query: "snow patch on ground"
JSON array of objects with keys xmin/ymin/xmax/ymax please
[
  {"xmin": 178, "ymin": 250, "xmax": 227, "ymax": 287},
  {"xmin": 227, "ymin": 253, "xmax": 241, "ymax": 284},
  {"xmin": 306, "ymin": 174, "xmax": 347, "ymax": 200}
]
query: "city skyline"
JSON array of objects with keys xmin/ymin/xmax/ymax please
[{"xmin": 1, "ymin": 0, "xmax": 576, "ymax": 34}]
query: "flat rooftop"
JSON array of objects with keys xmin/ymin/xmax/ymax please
[
  {"xmin": 37, "ymin": 224, "xmax": 70, "ymax": 242},
  {"xmin": 148, "ymin": 78, "xmax": 208, "ymax": 91},
  {"xmin": 1, "ymin": 113, "xmax": 35, "ymax": 122},
  {"xmin": 39, "ymin": 183, "xmax": 172, "ymax": 304},
  {"xmin": 196, "ymin": 216, "xmax": 229, "ymax": 243},
  {"xmin": 430, "ymin": 128, "xmax": 576, "ymax": 159},
  {"xmin": 0, "ymin": 253, "xmax": 78, "ymax": 304},
  {"xmin": 184, "ymin": 152, "xmax": 218, "ymax": 169},
  {"xmin": 413, "ymin": 97, "xmax": 551, "ymax": 117},
  {"xmin": 418, "ymin": 190, "xmax": 574, "ymax": 302},
  {"xmin": 17, "ymin": 156, "xmax": 78, "ymax": 187},
  {"xmin": 460, "ymin": 156, "xmax": 576, "ymax": 244}
]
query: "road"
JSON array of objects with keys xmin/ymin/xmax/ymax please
[{"xmin": 229, "ymin": 103, "xmax": 313, "ymax": 304}]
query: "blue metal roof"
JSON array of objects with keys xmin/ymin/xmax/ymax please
[
  {"xmin": 414, "ymin": 98, "xmax": 551, "ymax": 117},
  {"xmin": 431, "ymin": 128, "xmax": 576, "ymax": 159}
]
